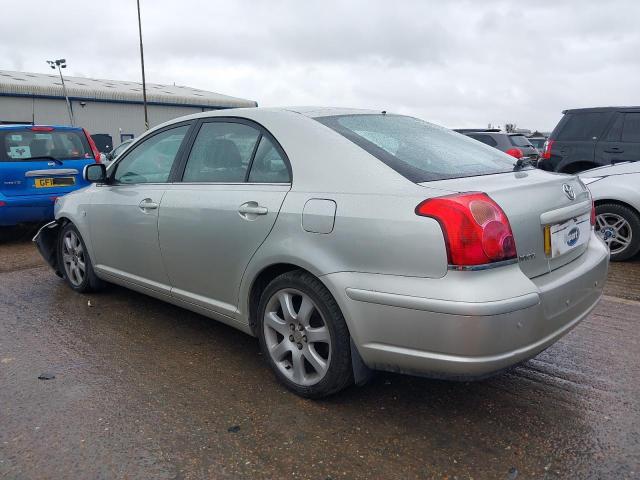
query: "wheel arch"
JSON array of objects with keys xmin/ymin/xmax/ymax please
[
  {"xmin": 560, "ymin": 161, "xmax": 600, "ymax": 174},
  {"xmin": 594, "ymin": 198, "xmax": 640, "ymax": 218},
  {"xmin": 246, "ymin": 262, "xmax": 316, "ymax": 336}
]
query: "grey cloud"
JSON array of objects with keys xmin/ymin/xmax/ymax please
[{"xmin": 1, "ymin": 0, "xmax": 639, "ymax": 130}]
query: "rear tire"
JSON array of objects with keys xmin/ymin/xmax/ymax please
[
  {"xmin": 257, "ymin": 270, "xmax": 353, "ymax": 398},
  {"xmin": 57, "ymin": 222, "xmax": 104, "ymax": 292},
  {"xmin": 595, "ymin": 203, "xmax": 640, "ymax": 261}
]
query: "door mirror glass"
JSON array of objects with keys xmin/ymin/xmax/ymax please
[{"xmin": 84, "ymin": 163, "xmax": 107, "ymax": 183}]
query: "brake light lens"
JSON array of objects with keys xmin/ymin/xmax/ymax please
[
  {"xmin": 83, "ymin": 128, "xmax": 101, "ymax": 163},
  {"xmin": 0, "ymin": 201, "xmax": 6, "ymax": 207},
  {"xmin": 30, "ymin": 126, "xmax": 54, "ymax": 132},
  {"xmin": 542, "ymin": 140, "xmax": 554, "ymax": 160},
  {"xmin": 505, "ymin": 148, "xmax": 523, "ymax": 159},
  {"xmin": 416, "ymin": 192, "xmax": 517, "ymax": 267}
]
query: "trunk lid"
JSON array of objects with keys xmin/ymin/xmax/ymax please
[{"xmin": 420, "ymin": 169, "xmax": 592, "ymax": 278}]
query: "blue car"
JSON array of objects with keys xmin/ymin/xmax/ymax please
[{"xmin": 0, "ymin": 125, "xmax": 101, "ymax": 226}]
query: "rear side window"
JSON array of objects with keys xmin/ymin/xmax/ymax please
[
  {"xmin": 621, "ymin": 113, "xmax": 640, "ymax": 142},
  {"xmin": 316, "ymin": 114, "xmax": 515, "ymax": 182},
  {"xmin": 466, "ymin": 134, "xmax": 498, "ymax": 147},
  {"xmin": 556, "ymin": 112, "xmax": 608, "ymax": 141},
  {"xmin": 248, "ymin": 136, "xmax": 290, "ymax": 183},
  {"xmin": 508, "ymin": 135, "xmax": 533, "ymax": 147},
  {"xmin": 0, "ymin": 128, "xmax": 91, "ymax": 162}
]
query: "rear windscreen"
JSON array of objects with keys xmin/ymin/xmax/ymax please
[
  {"xmin": 508, "ymin": 135, "xmax": 533, "ymax": 147},
  {"xmin": 315, "ymin": 114, "xmax": 516, "ymax": 182},
  {"xmin": 0, "ymin": 129, "xmax": 92, "ymax": 162}
]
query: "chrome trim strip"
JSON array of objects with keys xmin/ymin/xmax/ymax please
[
  {"xmin": 540, "ymin": 200, "xmax": 591, "ymax": 225},
  {"xmin": 25, "ymin": 169, "xmax": 79, "ymax": 177},
  {"xmin": 345, "ymin": 288, "xmax": 540, "ymax": 316},
  {"xmin": 447, "ymin": 258, "xmax": 518, "ymax": 271}
]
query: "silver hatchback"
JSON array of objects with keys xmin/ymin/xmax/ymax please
[{"xmin": 34, "ymin": 107, "xmax": 609, "ymax": 398}]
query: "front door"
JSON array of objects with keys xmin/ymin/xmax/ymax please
[
  {"xmin": 158, "ymin": 120, "xmax": 292, "ymax": 316},
  {"xmin": 88, "ymin": 124, "xmax": 191, "ymax": 293}
]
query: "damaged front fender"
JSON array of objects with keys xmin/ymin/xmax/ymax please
[{"xmin": 32, "ymin": 220, "xmax": 63, "ymax": 277}]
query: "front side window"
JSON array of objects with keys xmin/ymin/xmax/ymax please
[
  {"xmin": 182, "ymin": 122, "xmax": 260, "ymax": 183},
  {"xmin": 316, "ymin": 114, "xmax": 516, "ymax": 182},
  {"xmin": 248, "ymin": 136, "xmax": 290, "ymax": 183},
  {"xmin": 113, "ymin": 125, "xmax": 189, "ymax": 184}
]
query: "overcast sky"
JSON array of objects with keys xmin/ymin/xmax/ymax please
[{"xmin": 1, "ymin": 0, "xmax": 638, "ymax": 131}]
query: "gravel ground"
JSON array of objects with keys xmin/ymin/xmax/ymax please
[{"xmin": 0, "ymin": 226, "xmax": 638, "ymax": 479}]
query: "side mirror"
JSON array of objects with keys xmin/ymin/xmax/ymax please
[
  {"xmin": 83, "ymin": 163, "xmax": 107, "ymax": 183},
  {"xmin": 106, "ymin": 152, "xmax": 114, "ymax": 161}
]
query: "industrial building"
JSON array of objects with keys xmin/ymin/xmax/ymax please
[{"xmin": 0, "ymin": 70, "xmax": 257, "ymax": 151}]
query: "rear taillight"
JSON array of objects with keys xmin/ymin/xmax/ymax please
[
  {"xmin": 0, "ymin": 201, "xmax": 6, "ymax": 207},
  {"xmin": 83, "ymin": 128, "xmax": 101, "ymax": 163},
  {"xmin": 505, "ymin": 148, "xmax": 523, "ymax": 159},
  {"xmin": 416, "ymin": 192, "xmax": 517, "ymax": 268},
  {"xmin": 30, "ymin": 126, "xmax": 54, "ymax": 132},
  {"xmin": 541, "ymin": 140, "xmax": 554, "ymax": 160}
]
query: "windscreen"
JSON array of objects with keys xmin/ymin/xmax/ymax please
[
  {"xmin": 315, "ymin": 114, "xmax": 516, "ymax": 182},
  {"xmin": 0, "ymin": 128, "xmax": 92, "ymax": 162}
]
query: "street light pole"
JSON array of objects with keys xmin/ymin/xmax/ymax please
[
  {"xmin": 47, "ymin": 59, "xmax": 74, "ymax": 126},
  {"xmin": 136, "ymin": 0, "xmax": 149, "ymax": 130}
]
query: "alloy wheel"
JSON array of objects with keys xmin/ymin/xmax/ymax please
[
  {"xmin": 62, "ymin": 230, "xmax": 86, "ymax": 286},
  {"xmin": 595, "ymin": 213, "xmax": 633, "ymax": 255},
  {"xmin": 263, "ymin": 288, "xmax": 332, "ymax": 386}
]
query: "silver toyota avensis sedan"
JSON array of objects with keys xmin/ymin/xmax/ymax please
[{"xmin": 34, "ymin": 107, "xmax": 609, "ymax": 398}]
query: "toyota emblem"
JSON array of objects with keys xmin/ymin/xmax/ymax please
[{"xmin": 562, "ymin": 183, "xmax": 576, "ymax": 201}]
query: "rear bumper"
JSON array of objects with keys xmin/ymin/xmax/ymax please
[
  {"xmin": 322, "ymin": 233, "xmax": 609, "ymax": 379},
  {"xmin": 0, "ymin": 194, "xmax": 56, "ymax": 226}
]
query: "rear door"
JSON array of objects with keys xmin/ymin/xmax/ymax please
[
  {"xmin": 158, "ymin": 119, "xmax": 291, "ymax": 316},
  {"xmin": 0, "ymin": 126, "xmax": 93, "ymax": 197}
]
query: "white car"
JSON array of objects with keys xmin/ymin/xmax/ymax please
[{"xmin": 581, "ymin": 161, "xmax": 640, "ymax": 261}]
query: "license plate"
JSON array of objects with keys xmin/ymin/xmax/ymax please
[
  {"xmin": 549, "ymin": 213, "xmax": 590, "ymax": 257},
  {"xmin": 34, "ymin": 177, "xmax": 75, "ymax": 188}
]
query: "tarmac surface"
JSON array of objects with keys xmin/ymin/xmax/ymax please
[{"xmin": 1, "ymin": 225, "xmax": 638, "ymax": 479}]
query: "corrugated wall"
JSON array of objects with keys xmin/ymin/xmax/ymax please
[{"xmin": 0, "ymin": 96, "xmax": 208, "ymax": 150}]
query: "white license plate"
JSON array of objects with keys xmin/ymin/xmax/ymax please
[{"xmin": 550, "ymin": 213, "xmax": 590, "ymax": 258}]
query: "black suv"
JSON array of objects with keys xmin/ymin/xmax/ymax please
[{"xmin": 539, "ymin": 106, "xmax": 640, "ymax": 173}]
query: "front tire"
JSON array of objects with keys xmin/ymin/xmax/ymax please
[
  {"xmin": 57, "ymin": 222, "xmax": 104, "ymax": 292},
  {"xmin": 257, "ymin": 270, "xmax": 353, "ymax": 398},
  {"xmin": 595, "ymin": 203, "xmax": 640, "ymax": 261}
]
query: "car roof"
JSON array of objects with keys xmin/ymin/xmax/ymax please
[
  {"xmin": 562, "ymin": 106, "xmax": 640, "ymax": 114},
  {"xmin": 0, "ymin": 124, "xmax": 83, "ymax": 131}
]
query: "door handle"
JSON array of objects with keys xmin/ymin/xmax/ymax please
[
  {"xmin": 238, "ymin": 205, "xmax": 268, "ymax": 215},
  {"xmin": 238, "ymin": 202, "xmax": 268, "ymax": 219},
  {"xmin": 138, "ymin": 199, "xmax": 159, "ymax": 211},
  {"xmin": 604, "ymin": 147, "xmax": 624, "ymax": 153}
]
